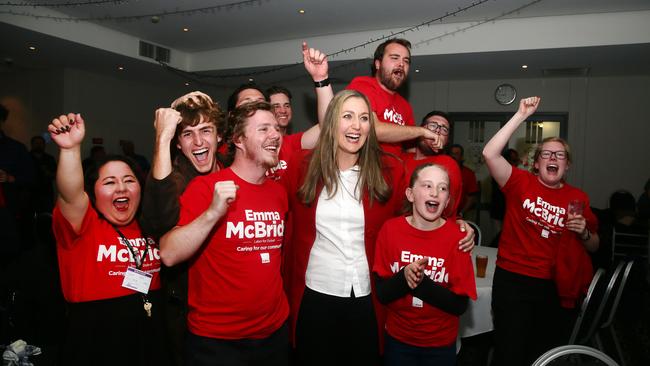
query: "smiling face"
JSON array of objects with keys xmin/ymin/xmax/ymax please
[
  {"xmin": 269, "ymin": 92, "xmax": 292, "ymax": 129},
  {"xmin": 236, "ymin": 109, "xmax": 282, "ymax": 169},
  {"xmin": 176, "ymin": 117, "xmax": 219, "ymax": 174},
  {"xmin": 336, "ymin": 97, "xmax": 371, "ymax": 168},
  {"xmin": 93, "ymin": 160, "xmax": 141, "ymax": 226},
  {"xmin": 406, "ymin": 165, "xmax": 450, "ymax": 229},
  {"xmin": 534, "ymin": 140, "xmax": 570, "ymax": 188},
  {"xmin": 375, "ymin": 42, "xmax": 411, "ymax": 91}
]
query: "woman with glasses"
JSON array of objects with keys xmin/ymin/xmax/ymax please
[{"xmin": 482, "ymin": 97, "xmax": 599, "ymax": 366}]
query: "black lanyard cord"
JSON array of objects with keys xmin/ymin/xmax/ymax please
[
  {"xmin": 111, "ymin": 225, "xmax": 150, "ymax": 270},
  {"xmin": 111, "ymin": 224, "xmax": 153, "ymax": 312}
]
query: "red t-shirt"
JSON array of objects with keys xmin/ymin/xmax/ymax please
[
  {"xmin": 53, "ymin": 202, "xmax": 161, "ymax": 303},
  {"xmin": 497, "ymin": 168, "xmax": 599, "ymax": 279},
  {"xmin": 266, "ymin": 131, "xmax": 304, "ymax": 181},
  {"xmin": 178, "ymin": 168, "xmax": 289, "ymax": 340},
  {"xmin": 373, "ymin": 217, "xmax": 476, "ymax": 347},
  {"xmin": 458, "ymin": 165, "xmax": 479, "ymax": 213},
  {"xmin": 401, "ymin": 152, "xmax": 463, "ymax": 219},
  {"xmin": 347, "ymin": 76, "xmax": 415, "ymax": 156}
]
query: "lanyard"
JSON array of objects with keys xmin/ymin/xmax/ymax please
[
  {"xmin": 112, "ymin": 225, "xmax": 150, "ymax": 270},
  {"xmin": 112, "ymin": 224, "xmax": 154, "ymax": 317}
]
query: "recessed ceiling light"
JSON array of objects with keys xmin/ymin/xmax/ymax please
[
  {"xmin": 118, "ymin": 66, "xmax": 124, "ymax": 71},
  {"xmin": 521, "ymin": 64, "xmax": 528, "ymax": 69},
  {"xmin": 415, "ymin": 69, "xmax": 420, "ymax": 73},
  {"xmin": 298, "ymin": 9, "xmax": 305, "ymax": 14},
  {"xmin": 248, "ymin": 78, "xmax": 254, "ymax": 82},
  {"xmin": 183, "ymin": 28, "xmax": 189, "ymax": 32},
  {"xmin": 28, "ymin": 46, "xmax": 36, "ymax": 51},
  {"xmin": 184, "ymin": 82, "xmax": 190, "ymax": 86}
]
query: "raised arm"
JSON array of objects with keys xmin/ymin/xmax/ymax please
[
  {"xmin": 159, "ymin": 180, "xmax": 237, "ymax": 266},
  {"xmin": 374, "ymin": 118, "xmax": 441, "ymax": 144},
  {"xmin": 483, "ymin": 97, "xmax": 540, "ymax": 187},
  {"xmin": 151, "ymin": 108, "xmax": 182, "ymax": 180},
  {"xmin": 48, "ymin": 113, "xmax": 89, "ymax": 232},
  {"xmin": 300, "ymin": 42, "xmax": 332, "ymax": 149}
]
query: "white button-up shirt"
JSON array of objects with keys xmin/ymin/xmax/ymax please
[{"xmin": 306, "ymin": 167, "xmax": 370, "ymax": 297}]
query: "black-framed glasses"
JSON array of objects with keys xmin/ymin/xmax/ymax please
[
  {"xmin": 425, "ymin": 122, "xmax": 450, "ymax": 136},
  {"xmin": 539, "ymin": 150, "xmax": 567, "ymax": 160}
]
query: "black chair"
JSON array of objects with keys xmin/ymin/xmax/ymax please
[
  {"xmin": 569, "ymin": 268, "xmax": 606, "ymax": 344},
  {"xmin": 569, "ymin": 261, "xmax": 625, "ymax": 346},
  {"xmin": 532, "ymin": 345, "xmax": 619, "ymax": 366},
  {"xmin": 611, "ymin": 227, "xmax": 648, "ymax": 261},
  {"xmin": 594, "ymin": 260, "xmax": 634, "ymax": 366}
]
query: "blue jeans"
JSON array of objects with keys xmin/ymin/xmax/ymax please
[{"xmin": 384, "ymin": 333, "xmax": 456, "ymax": 366}]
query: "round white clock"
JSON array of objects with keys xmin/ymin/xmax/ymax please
[{"xmin": 495, "ymin": 83, "xmax": 517, "ymax": 105}]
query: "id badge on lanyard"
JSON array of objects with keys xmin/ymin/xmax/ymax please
[{"xmin": 113, "ymin": 226, "xmax": 152, "ymax": 294}]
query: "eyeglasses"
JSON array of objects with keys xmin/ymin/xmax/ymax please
[
  {"xmin": 539, "ymin": 150, "xmax": 567, "ymax": 160},
  {"xmin": 425, "ymin": 122, "xmax": 450, "ymax": 136}
]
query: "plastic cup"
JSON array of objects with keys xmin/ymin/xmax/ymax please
[
  {"xmin": 476, "ymin": 254, "xmax": 488, "ymax": 278},
  {"xmin": 568, "ymin": 200, "xmax": 584, "ymax": 216}
]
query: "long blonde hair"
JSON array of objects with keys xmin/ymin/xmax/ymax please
[{"xmin": 298, "ymin": 90, "xmax": 391, "ymax": 205}]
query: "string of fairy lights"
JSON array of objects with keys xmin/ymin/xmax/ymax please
[
  {"xmin": 0, "ymin": 0, "xmax": 267, "ymax": 21},
  {"xmin": 158, "ymin": 0, "xmax": 499, "ymax": 85},
  {"xmin": 157, "ymin": 0, "xmax": 543, "ymax": 86},
  {"xmin": 2, "ymin": 0, "xmax": 128, "ymax": 6},
  {"xmin": 1, "ymin": 0, "xmax": 545, "ymax": 86}
]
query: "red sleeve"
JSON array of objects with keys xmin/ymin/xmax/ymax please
[
  {"xmin": 448, "ymin": 242, "xmax": 477, "ymax": 300},
  {"xmin": 178, "ymin": 176, "xmax": 213, "ymax": 226},
  {"xmin": 501, "ymin": 165, "xmax": 528, "ymax": 197},
  {"xmin": 284, "ymin": 132, "xmax": 304, "ymax": 152},
  {"xmin": 372, "ymin": 222, "xmax": 394, "ymax": 278},
  {"xmin": 389, "ymin": 156, "xmax": 408, "ymax": 216},
  {"xmin": 464, "ymin": 168, "xmax": 479, "ymax": 194},
  {"xmin": 52, "ymin": 200, "xmax": 97, "ymax": 249}
]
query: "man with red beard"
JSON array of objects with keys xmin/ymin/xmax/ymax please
[
  {"xmin": 160, "ymin": 102, "xmax": 289, "ymax": 366},
  {"xmin": 347, "ymin": 38, "xmax": 426, "ymax": 155}
]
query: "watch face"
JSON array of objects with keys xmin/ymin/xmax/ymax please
[{"xmin": 495, "ymin": 84, "xmax": 517, "ymax": 105}]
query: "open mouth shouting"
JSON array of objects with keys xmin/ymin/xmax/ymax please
[
  {"xmin": 546, "ymin": 163, "xmax": 559, "ymax": 174},
  {"xmin": 392, "ymin": 68, "xmax": 405, "ymax": 80},
  {"xmin": 193, "ymin": 147, "xmax": 210, "ymax": 162},
  {"xmin": 425, "ymin": 200, "xmax": 441, "ymax": 213},
  {"xmin": 113, "ymin": 197, "xmax": 130, "ymax": 212}
]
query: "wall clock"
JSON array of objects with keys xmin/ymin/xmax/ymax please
[{"xmin": 495, "ymin": 83, "xmax": 517, "ymax": 105}]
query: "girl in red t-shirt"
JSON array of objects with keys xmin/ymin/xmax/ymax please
[
  {"xmin": 373, "ymin": 163, "xmax": 476, "ymax": 366},
  {"xmin": 49, "ymin": 113, "xmax": 163, "ymax": 365}
]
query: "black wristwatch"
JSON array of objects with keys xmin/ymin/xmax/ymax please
[{"xmin": 314, "ymin": 78, "xmax": 331, "ymax": 88}]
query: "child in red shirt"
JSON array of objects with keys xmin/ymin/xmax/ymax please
[{"xmin": 374, "ymin": 163, "xmax": 476, "ymax": 366}]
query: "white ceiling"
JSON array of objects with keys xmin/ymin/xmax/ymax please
[
  {"xmin": 19, "ymin": 0, "xmax": 650, "ymax": 52},
  {"xmin": 2, "ymin": 0, "xmax": 650, "ymax": 88}
]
